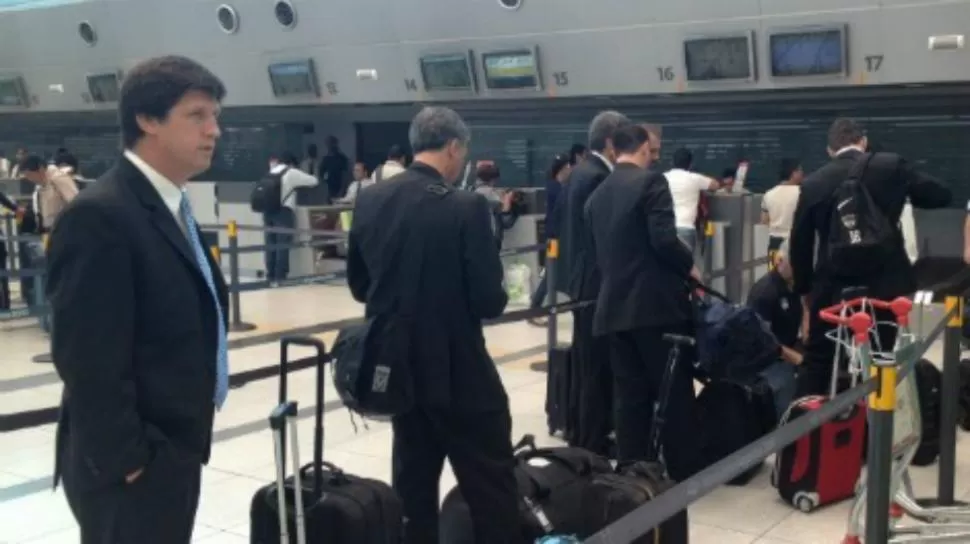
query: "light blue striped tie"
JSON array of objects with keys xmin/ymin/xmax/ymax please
[{"xmin": 179, "ymin": 192, "xmax": 229, "ymax": 409}]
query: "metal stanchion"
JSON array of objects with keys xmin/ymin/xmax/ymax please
[
  {"xmin": 865, "ymin": 319, "xmax": 897, "ymax": 544},
  {"xmin": 546, "ymin": 238, "xmax": 558, "ymax": 349},
  {"xmin": 937, "ymin": 295, "xmax": 962, "ymax": 506},
  {"xmin": 226, "ymin": 220, "xmax": 257, "ymax": 332}
]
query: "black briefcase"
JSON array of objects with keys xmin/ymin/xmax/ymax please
[{"xmin": 249, "ymin": 337, "xmax": 404, "ymax": 544}]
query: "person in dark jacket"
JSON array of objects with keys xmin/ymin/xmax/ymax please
[
  {"xmin": 554, "ymin": 110, "xmax": 630, "ymax": 455},
  {"xmin": 585, "ymin": 123, "xmax": 703, "ymax": 479},
  {"xmin": 47, "ymin": 55, "xmax": 229, "ymax": 544},
  {"xmin": 346, "ymin": 106, "xmax": 518, "ymax": 544},
  {"xmin": 789, "ymin": 118, "xmax": 951, "ymax": 396},
  {"xmin": 529, "ymin": 153, "xmax": 572, "ymax": 321}
]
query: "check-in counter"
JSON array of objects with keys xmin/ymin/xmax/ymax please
[{"xmin": 705, "ymin": 192, "xmax": 769, "ymax": 302}]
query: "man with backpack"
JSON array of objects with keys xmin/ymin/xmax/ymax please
[
  {"xmin": 251, "ymin": 152, "xmax": 318, "ymax": 283},
  {"xmin": 789, "ymin": 118, "xmax": 951, "ymax": 397}
]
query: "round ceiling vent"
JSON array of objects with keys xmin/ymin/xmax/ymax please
[
  {"xmin": 274, "ymin": 0, "xmax": 297, "ymax": 29},
  {"xmin": 216, "ymin": 4, "xmax": 239, "ymax": 34},
  {"xmin": 498, "ymin": 0, "xmax": 522, "ymax": 10},
  {"xmin": 78, "ymin": 21, "xmax": 97, "ymax": 46}
]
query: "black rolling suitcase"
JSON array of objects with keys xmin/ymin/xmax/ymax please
[
  {"xmin": 580, "ymin": 333, "xmax": 692, "ymax": 543},
  {"xmin": 911, "ymin": 358, "xmax": 942, "ymax": 466},
  {"xmin": 249, "ymin": 337, "xmax": 404, "ymax": 544},
  {"xmin": 545, "ymin": 343, "xmax": 574, "ymax": 439}
]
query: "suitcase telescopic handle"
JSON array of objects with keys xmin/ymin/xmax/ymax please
[
  {"xmin": 278, "ymin": 336, "xmax": 328, "ymax": 405},
  {"xmin": 278, "ymin": 336, "xmax": 329, "ymax": 501},
  {"xmin": 662, "ymin": 333, "xmax": 695, "ymax": 347}
]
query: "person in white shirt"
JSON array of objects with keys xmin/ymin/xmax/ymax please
[
  {"xmin": 371, "ymin": 144, "xmax": 407, "ymax": 183},
  {"xmin": 336, "ymin": 161, "xmax": 375, "ymax": 204},
  {"xmin": 264, "ymin": 152, "xmax": 318, "ymax": 282},
  {"xmin": 664, "ymin": 148, "xmax": 720, "ymax": 251},
  {"xmin": 761, "ymin": 158, "xmax": 804, "ymax": 254}
]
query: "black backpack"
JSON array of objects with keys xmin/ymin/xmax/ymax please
[
  {"xmin": 250, "ymin": 167, "xmax": 288, "ymax": 214},
  {"xmin": 827, "ymin": 153, "xmax": 897, "ymax": 277}
]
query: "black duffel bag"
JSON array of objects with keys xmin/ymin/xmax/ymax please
[
  {"xmin": 581, "ymin": 461, "xmax": 690, "ymax": 543},
  {"xmin": 439, "ymin": 435, "xmax": 612, "ymax": 543}
]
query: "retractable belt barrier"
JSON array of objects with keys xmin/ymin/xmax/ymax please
[{"xmin": 586, "ymin": 293, "xmax": 965, "ymax": 544}]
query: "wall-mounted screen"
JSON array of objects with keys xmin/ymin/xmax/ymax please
[
  {"xmin": 420, "ymin": 52, "xmax": 475, "ymax": 91},
  {"xmin": 684, "ymin": 34, "xmax": 754, "ymax": 82},
  {"xmin": 86, "ymin": 72, "xmax": 120, "ymax": 103},
  {"xmin": 268, "ymin": 59, "xmax": 319, "ymax": 97},
  {"xmin": 482, "ymin": 48, "xmax": 541, "ymax": 90},
  {"xmin": 769, "ymin": 27, "xmax": 847, "ymax": 77},
  {"xmin": 0, "ymin": 76, "xmax": 28, "ymax": 107}
]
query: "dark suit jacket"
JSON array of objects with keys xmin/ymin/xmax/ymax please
[
  {"xmin": 790, "ymin": 149, "xmax": 951, "ymax": 304},
  {"xmin": 585, "ymin": 163, "xmax": 695, "ymax": 336},
  {"xmin": 48, "ymin": 156, "xmax": 228, "ymax": 492},
  {"xmin": 346, "ymin": 162, "xmax": 509, "ymax": 412},
  {"xmin": 554, "ymin": 154, "xmax": 612, "ymax": 299}
]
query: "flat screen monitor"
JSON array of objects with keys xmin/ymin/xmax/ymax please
[
  {"xmin": 268, "ymin": 59, "xmax": 319, "ymax": 97},
  {"xmin": 0, "ymin": 76, "xmax": 28, "ymax": 107},
  {"xmin": 482, "ymin": 48, "xmax": 541, "ymax": 90},
  {"xmin": 87, "ymin": 72, "xmax": 121, "ymax": 103},
  {"xmin": 769, "ymin": 27, "xmax": 847, "ymax": 77},
  {"xmin": 420, "ymin": 52, "xmax": 475, "ymax": 91},
  {"xmin": 684, "ymin": 34, "xmax": 755, "ymax": 82}
]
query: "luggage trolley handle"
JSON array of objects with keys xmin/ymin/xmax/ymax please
[
  {"xmin": 277, "ymin": 337, "xmax": 329, "ymax": 500},
  {"xmin": 648, "ymin": 334, "xmax": 696, "ymax": 462},
  {"xmin": 269, "ymin": 402, "xmax": 308, "ymax": 544}
]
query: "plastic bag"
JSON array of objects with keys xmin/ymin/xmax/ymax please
[{"xmin": 504, "ymin": 263, "xmax": 532, "ymax": 306}]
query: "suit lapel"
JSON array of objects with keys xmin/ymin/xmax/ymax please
[{"xmin": 117, "ymin": 157, "xmax": 207, "ymax": 283}]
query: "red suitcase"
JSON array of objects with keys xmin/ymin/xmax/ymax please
[
  {"xmin": 772, "ymin": 288, "xmax": 872, "ymax": 513},
  {"xmin": 772, "ymin": 395, "xmax": 866, "ymax": 512}
]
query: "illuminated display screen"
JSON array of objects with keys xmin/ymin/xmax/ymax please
[
  {"xmin": 684, "ymin": 35, "xmax": 754, "ymax": 81},
  {"xmin": 770, "ymin": 28, "xmax": 846, "ymax": 77},
  {"xmin": 268, "ymin": 59, "xmax": 319, "ymax": 97},
  {"xmin": 0, "ymin": 77, "xmax": 27, "ymax": 107},
  {"xmin": 86, "ymin": 72, "xmax": 120, "ymax": 103},
  {"xmin": 482, "ymin": 49, "xmax": 540, "ymax": 90},
  {"xmin": 420, "ymin": 53, "xmax": 474, "ymax": 91}
]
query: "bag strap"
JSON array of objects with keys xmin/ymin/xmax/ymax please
[{"xmin": 396, "ymin": 183, "xmax": 451, "ymax": 315}]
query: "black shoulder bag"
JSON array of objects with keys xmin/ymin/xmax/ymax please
[{"xmin": 332, "ymin": 184, "xmax": 447, "ymax": 417}]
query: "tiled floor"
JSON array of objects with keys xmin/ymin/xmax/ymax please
[{"xmin": 2, "ymin": 284, "xmax": 969, "ymax": 543}]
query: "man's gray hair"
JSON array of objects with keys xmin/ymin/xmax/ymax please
[
  {"xmin": 588, "ymin": 110, "xmax": 630, "ymax": 152},
  {"xmin": 408, "ymin": 106, "xmax": 471, "ymax": 154}
]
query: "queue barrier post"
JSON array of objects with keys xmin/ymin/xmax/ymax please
[
  {"xmin": 864, "ymin": 325, "xmax": 896, "ymax": 544},
  {"xmin": 546, "ymin": 238, "xmax": 558, "ymax": 349},
  {"xmin": 227, "ymin": 220, "xmax": 257, "ymax": 333},
  {"xmin": 938, "ymin": 295, "xmax": 963, "ymax": 505}
]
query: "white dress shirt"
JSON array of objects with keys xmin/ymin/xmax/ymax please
[{"xmin": 124, "ymin": 149, "xmax": 186, "ymax": 235}]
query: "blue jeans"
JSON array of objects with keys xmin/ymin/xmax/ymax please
[
  {"xmin": 530, "ymin": 268, "xmax": 548, "ymax": 309},
  {"xmin": 264, "ymin": 208, "xmax": 295, "ymax": 281}
]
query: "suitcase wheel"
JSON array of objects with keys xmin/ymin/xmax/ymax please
[{"xmin": 794, "ymin": 493, "xmax": 818, "ymax": 513}]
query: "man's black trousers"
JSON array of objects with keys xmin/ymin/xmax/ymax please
[
  {"xmin": 391, "ymin": 406, "xmax": 519, "ymax": 544},
  {"xmin": 569, "ymin": 305, "xmax": 614, "ymax": 457},
  {"xmin": 608, "ymin": 323, "xmax": 702, "ymax": 482},
  {"xmin": 799, "ymin": 287, "xmax": 898, "ymax": 397},
  {"xmin": 61, "ymin": 442, "xmax": 202, "ymax": 544}
]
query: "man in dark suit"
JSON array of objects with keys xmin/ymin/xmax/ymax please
[
  {"xmin": 790, "ymin": 118, "xmax": 951, "ymax": 396},
  {"xmin": 346, "ymin": 106, "xmax": 518, "ymax": 543},
  {"xmin": 584, "ymin": 123, "xmax": 702, "ymax": 480},
  {"xmin": 554, "ymin": 110, "xmax": 630, "ymax": 456},
  {"xmin": 46, "ymin": 56, "xmax": 229, "ymax": 544}
]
